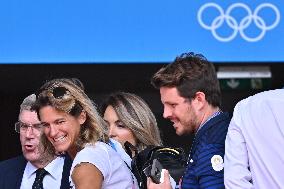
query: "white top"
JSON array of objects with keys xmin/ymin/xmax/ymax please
[
  {"xmin": 108, "ymin": 139, "xmax": 132, "ymax": 167},
  {"xmin": 224, "ymin": 89, "xmax": 284, "ymax": 189},
  {"xmin": 20, "ymin": 156, "xmax": 65, "ymax": 189},
  {"xmin": 108, "ymin": 139, "xmax": 139, "ymax": 188},
  {"xmin": 69, "ymin": 141, "xmax": 136, "ymax": 189}
]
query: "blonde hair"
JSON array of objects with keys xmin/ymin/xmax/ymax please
[
  {"xmin": 101, "ymin": 92, "xmax": 162, "ymax": 152},
  {"xmin": 34, "ymin": 78, "xmax": 109, "ymax": 153}
]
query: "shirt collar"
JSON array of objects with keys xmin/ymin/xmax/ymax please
[
  {"xmin": 44, "ymin": 156, "xmax": 65, "ymax": 179},
  {"xmin": 25, "ymin": 161, "xmax": 37, "ymax": 179},
  {"xmin": 196, "ymin": 110, "xmax": 222, "ymax": 134},
  {"xmin": 25, "ymin": 156, "xmax": 65, "ymax": 180}
]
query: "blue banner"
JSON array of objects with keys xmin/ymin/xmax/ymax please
[{"xmin": 0, "ymin": 0, "xmax": 283, "ymax": 63}]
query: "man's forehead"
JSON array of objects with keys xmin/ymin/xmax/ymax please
[
  {"xmin": 19, "ymin": 110, "xmax": 39, "ymax": 123},
  {"xmin": 160, "ymin": 87, "xmax": 185, "ymax": 101}
]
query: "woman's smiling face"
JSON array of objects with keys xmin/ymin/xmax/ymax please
[{"xmin": 39, "ymin": 105, "xmax": 86, "ymax": 156}]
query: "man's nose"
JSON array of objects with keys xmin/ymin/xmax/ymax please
[
  {"xmin": 24, "ymin": 126, "xmax": 35, "ymax": 138},
  {"xmin": 163, "ymin": 106, "xmax": 172, "ymax": 119}
]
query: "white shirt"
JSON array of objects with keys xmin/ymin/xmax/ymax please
[
  {"xmin": 108, "ymin": 139, "xmax": 132, "ymax": 167},
  {"xmin": 224, "ymin": 89, "xmax": 284, "ymax": 189},
  {"xmin": 69, "ymin": 141, "xmax": 137, "ymax": 189},
  {"xmin": 20, "ymin": 156, "xmax": 65, "ymax": 189}
]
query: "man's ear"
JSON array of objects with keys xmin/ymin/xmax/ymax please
[
  {"xmin": 192, "ymin": 91, "xmax": 206, "ymax": 110},
  {"xmin": 78, "ymin": 111, "xmax": 87, "ymax": 125}
]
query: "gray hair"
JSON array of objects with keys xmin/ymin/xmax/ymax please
[{"xmin": 19, "ymin": 94, "xmax": 36, "ymax": 118}]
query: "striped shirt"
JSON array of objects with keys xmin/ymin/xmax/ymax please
[{"xmin": 181, "ymin": 112, "xmax": 231, "ymax": 189}]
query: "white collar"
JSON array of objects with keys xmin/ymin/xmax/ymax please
[{"xmin": 25, "ymin": 156, "xmax": 65, "ymax": 180}]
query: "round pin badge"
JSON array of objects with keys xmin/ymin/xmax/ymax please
[{"xmin": 211, "ymin": 155, "xmax": 224, "ymax": 171}]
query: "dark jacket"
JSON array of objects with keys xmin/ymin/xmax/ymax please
[
  {"xmin": 181, "ymin": 112, "xmax": 231, "ymax": 189},
  {"xmin": 0, "ymin": 154, "xmax": 72, "ymax": 189}
]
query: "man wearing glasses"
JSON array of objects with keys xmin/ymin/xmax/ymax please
[{"xmin": 0, "ymin": 94, "xmax": 72, "ymax": 189}]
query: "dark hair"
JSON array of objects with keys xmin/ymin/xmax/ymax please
[{"xmin": 151, "ymin": 52, "xmax": 221, "ymax": 107}]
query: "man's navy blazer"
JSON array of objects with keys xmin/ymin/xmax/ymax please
[{"xmin": 0, "ymin": 155, "xmax": 72, "ymax": 189}]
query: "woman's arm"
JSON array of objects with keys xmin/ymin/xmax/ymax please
[{"xmin": 72, "ymin": 162, "xmax": 103, "ymax": 189}]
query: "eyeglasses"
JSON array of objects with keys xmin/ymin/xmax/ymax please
[{"xmin": 15, "ymin": 121, "xmax": 43, "ymax": 133}]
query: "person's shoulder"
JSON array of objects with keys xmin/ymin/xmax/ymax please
[
  {"xmin": 212, "ymin": 112, "xmax": 231, "ymax": 128},
  {"xmin": 82, "ymin": 142, "xmax": 110, "ymax": 152},
  {"xmin": 0, "ymin": 155, "xmax": 26, "ymax": 173},
  {"xmin": 238, "ymin": 89, "xmax": 284, "ymax": 108},
  {"xmin": 75, "ymin": 142, "xmax": 111, "ymax": 160},
  {"xmin": 207, "ymin": 112, "xmax": 231, "ymax": 132},
  {"xmin": 252, "ymin": 89, "xmax": 284, "ymax": 99},
  {"xmin": 0, "ymin": 155, "xmax": 26, "ymax": 167},
  {"xmin": 203, "ymin": 112, "xmax": 231, "ymax": 144}
]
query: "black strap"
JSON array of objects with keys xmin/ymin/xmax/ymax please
[{"xmin": 124, "ymin": 141, "xmax": 138, "ymax": 158}]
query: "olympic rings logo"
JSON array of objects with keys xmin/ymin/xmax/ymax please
[{"xmin": 197, "ymin": 3, "xmax": 281, "ymax": 42}]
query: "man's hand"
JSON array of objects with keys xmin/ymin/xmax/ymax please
[{"xmin": 147, "ymin": 169, "xmax": 173, "ymax": 189}]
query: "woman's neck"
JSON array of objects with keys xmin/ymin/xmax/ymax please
[{"xmin": 67, "ymin": 145, "xmax": 78, "ymax": 160}]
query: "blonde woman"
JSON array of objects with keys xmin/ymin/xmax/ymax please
[
  {"xmin": 34, "ymin": 79, "xmax": 137, "ymax": 189},
  {"xmin": 101, "ymin": 92, "xmax": 162, "ymax": 158}
]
